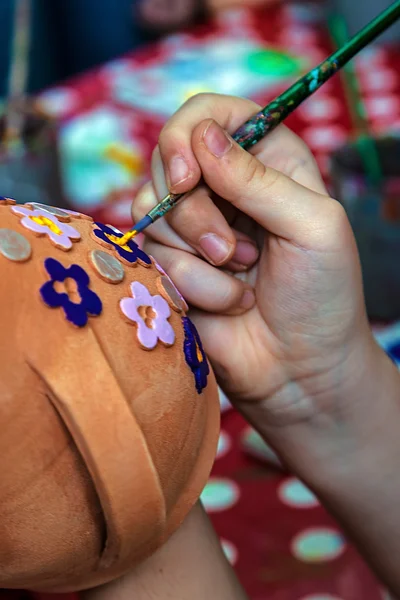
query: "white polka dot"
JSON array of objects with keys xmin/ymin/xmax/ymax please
[
  {"xmin": 38, "ymin": 88, "xmax": 79, "ymax": 116},
  {"xmin": 365, "ymin": 95, "xmax": 400, "ymax": 121},
  {"xmin": 356, "ymin": 47, "xmax": 388, "ymax": 69},
  {"xmin": 292, "ymin": 528, "xmax": 346, "ymax": 563},
  {"xmin": 303, "ymin": 125, "xmax": 347, "ymax": 152},
  {"xmin": 216, "ymin": 430, "xmax": 231, "ymax": 459},
  {"xmin": 101, "ymin": 59, "xmax": 133, "ymax": 79},
  {"xmin": 241, "ymin": 427, "xmax": 283, "ymax": 469},
  {"xmin": 300, "ymin": 595, "xmax": 343, "ymax": 600},
  {"xmin": 299, "ymin": 97, "xmax": 341, "ymax": 122},
  {"xmin": 360, "ymin": 69, "xmax": 397, "ymax": 93},
  {"xmin": 279, "ymin": 478, "xmax": 319, "ymax": 508},
  {"xmin": 279, "ymin": 28, "xmax": 318, "ymax": 46},
  {"xmin": 221, "ymin": 539, "xmax": 238, "ymax": 565},
  {"xmin": 218, "ymin": 388, "xmax": 231, "ymax": 412},
  {"xmin": 201, "ymin": 478, "xmax": 240, "ymax": 513}
]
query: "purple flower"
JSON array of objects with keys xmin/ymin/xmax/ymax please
[
  {"xmin": 120, "ymin": 281, "xmax": 175, "ymax": 349},
  {"xmin": 182, "ymin": 317, "xmax": 209, "ymax": 394},
  {"xmin": 11, "ymin": 206, "xmax": 81, "ymax": 250},
  {"xmin": 40, "ymin": 258, "xmax": 102, "ymax": 327},
  {"xmin": 92, "ymin": 222, "xmax": 151, "ymax": 266}
]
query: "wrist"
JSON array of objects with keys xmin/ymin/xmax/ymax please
[
  {"xmin": 310, "ymin": 340, "xmax": 400, "ymax": 492},
  {"xmin": 254, "ymin": 335, "xmax": 400, "ymax": 489},
  {"xmin": 272, "ymin": 343, "xmax": 400, "ymax": 597}
]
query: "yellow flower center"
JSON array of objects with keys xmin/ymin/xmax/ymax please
[
  {"xmin": 30, "ymin": 215, "xmax": 63, "ymax": 235},
  {"xmin": 105, "ymin": 233, "xmax": 133, "ymax": 252}
]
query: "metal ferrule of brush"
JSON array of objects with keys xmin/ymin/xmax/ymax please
[{"xmin": 147, "ymin": 192, "xmax": 185, "ymax": 222}]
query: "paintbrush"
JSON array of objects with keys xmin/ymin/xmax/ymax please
[{"xmin": 117, "ymin": 0, "xmax": 400, "ymax": 246}]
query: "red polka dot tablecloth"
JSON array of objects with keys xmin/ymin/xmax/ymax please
[{"xmin": 2, "ymin": 3, "xmax": 400, "ymax": 600}]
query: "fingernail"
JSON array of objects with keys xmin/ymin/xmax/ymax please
[
  {"xmin": 233, "ymin": 240, "xmax": 259, "ymax": 266},
  {"xmin": 203, "ymin": 120, "xmax": 232, "ymax": 158},
  {"xmin": 168, "ymin": 155, "xmax": 190, "ymax": 188},
  {"xmin": 240, "ymin": 289, "xmax": 255, "ymax": 311},
  {"xmin": 199, "ymin": 233, "xmax": 231, "ymax": 265}
]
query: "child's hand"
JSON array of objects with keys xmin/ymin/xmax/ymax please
[
  {"xmin": 133, "ymin": 94, "xmax": 400, "ymax": 594},
  {"xmin": 133, "ymin": 94, "xmax": 373, "ymax": 423}
]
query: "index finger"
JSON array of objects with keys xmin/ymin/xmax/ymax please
[
  {"xmin": 158, "ymin": 94, "xmax": 261, "ymax": 194},
  {"xmin": 157, "ymin": 93, "xmax": 327, "ymax": 197}
]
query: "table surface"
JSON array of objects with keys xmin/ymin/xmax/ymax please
[{"xmin": 2, "ymin": 3, "xmax": 400, "ymax": 599}]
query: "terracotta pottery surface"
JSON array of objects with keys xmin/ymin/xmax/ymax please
[{"xmin": 0, "ymin": 200, "xmax": 219, "ymax": 592}]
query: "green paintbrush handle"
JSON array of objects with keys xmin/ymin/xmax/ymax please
[
  {"xmin": 131, "ymin": 0, "xmax": 400, "ymax": 236},
  {"xmin": 233, "ymin": 0, "xmax": 400, "ymax": 150}
]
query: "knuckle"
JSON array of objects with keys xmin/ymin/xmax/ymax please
[
  {"xmin": 262, "ymin": 166, "xmax": 281, "ymax": 191},
  {"xmin": 311, "ymin": 198, "xmax": 349, "ymax": 247},
  {"xmin": 219, "ymin": 281, "xmax": 242, "ymax": 310},
  {"xmin": 241, "ymin": 157, "xmax": 281, "ymax": 195},
  {"xmin": 184, "ymin": 92, "xmax": 216, "ymax": 108},
  {"xmin": 158, "ymin": 124, "xmax": 176, "ymax": 150},
  {"xmin": 326, "ymin": 199, "xmax": 348, "ymax": 231},
  {"xmin": 241, "ymin": 158, "xmax": 267, "ymax": 188}
]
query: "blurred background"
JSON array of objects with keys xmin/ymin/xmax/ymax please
[{"xmin": 0, "ymin": 1, "xmax": 399, "ymax": 599}]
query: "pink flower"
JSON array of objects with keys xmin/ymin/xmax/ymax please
[
  {"xmin": 11, "ymin": 206, "xmax": 81, "ymax": 250},
  {"xmin": 120, "ymin": 281, "xmax": 175, "ymax": 349}
]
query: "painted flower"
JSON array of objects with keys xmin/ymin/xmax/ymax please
[
  {"xmin": 40, "ymin": 258, "xmax": 102, "ymax": 327},
  {"xmin": 11, "ymin": 206, "xmax": 80, "ymax": 250},
  {"xmin": 120, "ymin": 281, "xmax": 175, "ymax": 349},
  {"xmin": 182, "ymin": 316, "xmax": 209, "ymax": 394},
  {"xmin": 151, "ymin": 256, "xmax": 188, "ymax": 312},
  {"xmin": 92, "ymin": 222, "xmax": 151, "ymax": 267},
  {"xmin": 27, "ymin": 204, "xmax": 93, "ymax": 222}
]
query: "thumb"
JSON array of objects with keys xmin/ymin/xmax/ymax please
[{"xmin": 192, "ymin": 119, "xmax": 341, "ymax": 248}]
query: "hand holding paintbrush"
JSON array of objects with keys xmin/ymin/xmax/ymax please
[{"xmin": 126, "ymin": 23, "xmax": 400, "ymax": 596}]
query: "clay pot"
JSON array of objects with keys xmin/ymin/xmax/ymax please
[{"xmin": 0, "ymin": 200, "xmax": 219, "ymax": 592}]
